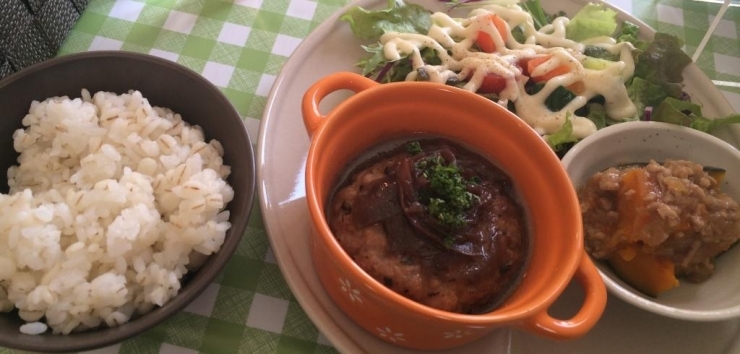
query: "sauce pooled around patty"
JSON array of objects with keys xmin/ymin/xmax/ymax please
[{"xmin": 327, "ymin": 138, "xmax": 529, "ymax": 314}]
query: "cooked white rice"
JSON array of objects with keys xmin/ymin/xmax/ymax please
[{"xmin": 0, "ymin": 90, "xmax": 234, "ymax": 335}]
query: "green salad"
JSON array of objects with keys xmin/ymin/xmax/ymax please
[{"xmin": 340, "ymin": 0, "xmax": 740, "ymax": 154}]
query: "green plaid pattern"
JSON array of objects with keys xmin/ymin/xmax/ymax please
[
  {"xmin": 1, "ymin": 0, "xmax": 739, "ymax": 353},
  {"xmin": 632, "ymin": 0, "xmax": 740, "ymax": 95}
]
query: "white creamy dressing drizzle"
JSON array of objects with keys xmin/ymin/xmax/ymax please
[{"xmin": 379, "ymin": 4, "xmax": 638, "ymax": 139}]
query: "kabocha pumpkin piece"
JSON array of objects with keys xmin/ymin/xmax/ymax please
[
  {"xmin": 608, "ymin": 247, "xmax": 679, "ymax": 297},
  {"xmin": 704, "ymin": 166, "xmax": 726, "ymax": 184},
  {"xmin": 609, "ymin": 168, "xmax": 681, "ymax": 297},
  {"xmin": 614, "ymin": 168, "xmax": 651, "ymax": 243},
  {"xmin": 615, "ymin": 163, "xmax": 726, "ymax": 184}
]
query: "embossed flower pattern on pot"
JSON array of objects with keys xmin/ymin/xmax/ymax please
[
  {"xmin": 376, "ymin": 326, "xmax": 406, "ymax": 342},
  {"xmin": 339, "ymin": 277, "xmax": 363, "ymax": 303},
  {"xmin": 443, "ymin": 329, "xmax": 474, "ymax": 339}
]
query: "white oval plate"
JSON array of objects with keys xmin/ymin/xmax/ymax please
[{"xmin": 258, "ymin": 1, "xmax": 740, "ymax": 353}]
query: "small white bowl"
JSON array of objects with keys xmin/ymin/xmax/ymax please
[{"xmin": 562, "ymin": 121, "xmax": 740, "ymax": 321}]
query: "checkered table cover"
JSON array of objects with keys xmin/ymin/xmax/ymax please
[{"xmin": 2, "ymin": 0, "xmax": 740, "ymax": 353}]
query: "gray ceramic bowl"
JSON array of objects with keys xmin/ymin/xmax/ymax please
[
  {"xmin": 562, "ymin": 121, "xmax": 740, "ymax": 321},
  {"xmin": 0, "ymin": 51, "xmax": 255, "ymax": 352}
]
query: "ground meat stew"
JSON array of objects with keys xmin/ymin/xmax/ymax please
[
  {"xmin": 579, "ymin": 159, "xmax": 740, "ymax": 295},
  {"xmin": 326, "ymin": 138, "xmax": 529, "ymax": 314}
]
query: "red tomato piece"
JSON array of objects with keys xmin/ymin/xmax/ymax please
[
  {"xmin": 475, "ymin": 14, "xmax": 508, "ymax": 53},
  {"xmin": 477, "ymin": 73, "xmax": 508, "ymax": 94}
]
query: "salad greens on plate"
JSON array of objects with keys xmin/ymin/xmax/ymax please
[{"xmin": 340, "ymin": 0, "xmax": 740, "ymax": 154}]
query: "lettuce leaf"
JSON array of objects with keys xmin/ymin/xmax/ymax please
[
  {"xmin": 545, "ymin": 113, "xmax": 579, "ymax": 151},
  {"xmin": 616, "ymin": 21, "xmax": 639, "ymax": 42},
  {"xmin": 586, "ymin": 103, "xmax": 607, "ymax": 129},
  {"xmin": 692, "ymin": 114, "xmax": 740, "ymax": 132},
  {"xmin": 356, "ymin": 44, "xmax": 387, "ymax": 76},
  {"xmin": 626, "ymin": 77, "xmax": 668, "ymax": 117},
  {"xmin": 615, "ymin": 21, "xmax": 648, "ymax": 51},
  {"xmin": 343, "ymin": 0, "xmax": 433, "ymax": 80},
  {"xmin": 340, "ymin": 0, "xmax": 431, "ymax": 40},
  {"xmin": 652, "ymin": 97, "xmax": 740, "ymax": 132},
  {"xmin": 634, "ymin": 33, "xmax": 692, "ymax": 90},
  {"xmin": 360, "ymin": 47, "xmax": 440, "ymax": 83},
  {"xmin": 565, "ymin": 3, "xmax": 618, "ymax": 42}
]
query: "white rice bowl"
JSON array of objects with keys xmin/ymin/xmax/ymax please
[{"xmin": 0, "ymin": 90, "xmax": 234, "ymax": 335}]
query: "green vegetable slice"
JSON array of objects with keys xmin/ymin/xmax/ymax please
[
  {"xmin": 565, "ymin": 3, "xmax": 618, "ymax": 42},
  {"xmin": 520, "ymin": 0, "xmax": 551, "ymax": 30}
]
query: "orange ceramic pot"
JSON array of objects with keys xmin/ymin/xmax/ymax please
[{"xmin": 301, "ymin": 72, "xmax": 606, "ymax": 350}]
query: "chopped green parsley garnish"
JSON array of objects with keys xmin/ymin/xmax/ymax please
[
  {"xmin": 443, "ymin": 235, "xmax": 455, "ymax": 248},
  {"xmin": 406, "ymin": 141, "xmax": 422, "ymax": 154},
  {"xmin": 416, "ymin": 154, "xmax": 478, "ymax": 228}
]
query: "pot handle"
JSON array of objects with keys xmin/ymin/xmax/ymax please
[
  {"xmin": 521, "ymin": 252, "xmax": 607, "ymax": 339},
  {"xmin": 301, "ymin": 72, "xmax": 379, "ymax": 136}
]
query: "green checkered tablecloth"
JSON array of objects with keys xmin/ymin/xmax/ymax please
[
  {"xmin": 1, "ymin": 0, "xmax": 739, "ymax": 353},
  {"xmin": 636, "ymin": 0, "xmax": 740, "ymax": 99}
]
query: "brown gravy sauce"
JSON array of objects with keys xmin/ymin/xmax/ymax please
[{"xmin": 326, "ymin": 138, "xmax": 530, "ymax": 314}]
